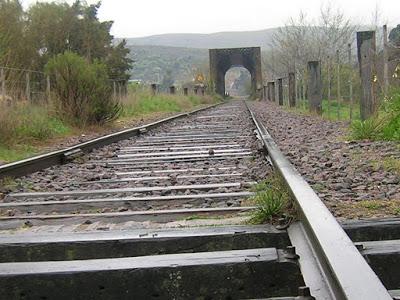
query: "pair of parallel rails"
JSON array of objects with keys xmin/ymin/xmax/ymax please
[{"xmin": 0, "ymin": 101, "xmax": 398, "ymax": 299}]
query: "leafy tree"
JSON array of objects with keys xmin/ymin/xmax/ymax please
[
  {"xmin": 389, "ymin": 25, "xmax": 400, "ymax": 47},
  {"xmin": 0, "ymin": 0, "xmax": 132, "ymax": 79},
  {"xmin": 0, "ymin": 0, "xmax": 30, "ymax": 67},
  {"xmin": 105, "ymin": 39, "xmax": 134, "ymax": 81}
]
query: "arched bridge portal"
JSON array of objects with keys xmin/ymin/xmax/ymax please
[{"xmin": 209, "ymin": 47, "xmax": 262, "ymax": 98}]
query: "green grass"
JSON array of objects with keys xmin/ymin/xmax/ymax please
[
  {"xmin": 249, "ymin": 174, "xmax": 294, "ymax": 224},
  {"xmin": 0, "ymin": 145, "xmax": 38, "ymax": 162},
  {"xmin": 0, "ymin": 89, "xmax": 219, "ymax": 163},
  {"xmin": 0, "ymin": 104, "xmax": 71, "ymax": 163},
  {"xmin": 350, "ymin": 117, "xmax": 385, "ymax": 140},
  {"xmin": 371, "ymin": 157, "xmax": 400, "ymax": 176},
  {"xmin": 293, "ymin": 99, "xmax": 360, "ymax": 121},
  {"xmin": 350, "ymin": 88, "xmax": 400, "ymax": 141},
  {"xmin": 121, "ymin": 90, "xmax": 217, "ymax": 118}
]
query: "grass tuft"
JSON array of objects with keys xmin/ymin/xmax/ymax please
[
  {"xmin": 249, "ymin": 174, "xmax": 294, "ymax": 224},
  {"xmin": 350, "ymin": 117, "xmax": 385, "ymax": 140}
]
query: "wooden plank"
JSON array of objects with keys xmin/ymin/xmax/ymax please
[
  {"xmin": 0, "ymin": 225, "xmax": 290, "ymax": 262},
  {"xmin": 0, "ymin": 248, "xmax": 303, "ymax": 299},
  {"xmin": 8, "ymin": 182, "xmax": 256, "ymax": 199},
  {"xmin": 121, "ymin": 144, "xmax": 241, "ymax": 151},
  {"xmin": 115, "ymin": 167, "xmax": 236, "ymax": 176},
  {"xmin": 0, "ymin": 192, "xmax": 254, "ymax": 212},
  {"xmin": 80, "ymin": 173, "xmax": 243, "ymax": 184},
  {"xmin": 0, "ymin": 207, "xmax": 256, "ymax": 229},
  {"xmin": 117, "ymin": 148, "xmax": 251, "ymax": 158}
]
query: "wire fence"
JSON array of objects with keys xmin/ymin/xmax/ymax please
[
  {"xmin": 0, "ymin": 66, "xmax": 129, "ymax": 106},
  {"xmin": 265, "ymin": 26, "xmax": 400, "ymax": 121}
]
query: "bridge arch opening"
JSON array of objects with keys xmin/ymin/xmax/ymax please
[
  {"xmin": 224, "ymin": 66, "xmax": 251, "ymax": 97},
  {"xmin": 209, "ymin": 47, "xmax": 262, "ymax": 98}
]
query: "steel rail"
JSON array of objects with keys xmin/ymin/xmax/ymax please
[
  {"xmin": 246, "ymin": 101, "xmax": 391, "ymax": 300},
  {"xmin": 0, "ymin": 103, "xmax": 222, "ymax": 179}
]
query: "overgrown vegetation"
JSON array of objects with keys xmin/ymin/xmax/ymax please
[
  {"xmin": 0, "ymin": 85, "xmax": 219, "ymax": 163},
  {"xmin": 46, "ymin": 52, "xmax": 121, "ymax": 126},
  {"xmin": 248, "ymin": 174, "xmax": 294, "ymax": 224},
  {"xmin": 0, "ymin": 103, "xmax": 70, "ymax": 146},
  {"xmin": 351, "ymin": 88, "xmax": 400, "ymax": 141},
  {"xmin": 121, "ymin": 85, "xmax": 215, "ymax": 118}
]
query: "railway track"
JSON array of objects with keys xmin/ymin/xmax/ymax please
[{"xmin": 0, "ymin": 100, "xmax": 398, "ymax": 299}]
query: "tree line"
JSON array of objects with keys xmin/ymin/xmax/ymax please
[{"xmin": 0, "ymin": 0, "xmax": 132, "ymax": 81}]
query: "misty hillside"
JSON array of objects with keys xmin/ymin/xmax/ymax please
[
  {"xmin": 124, "ymin": 28, "xmax": 278, "ymax": 49},
  {"xmin": 128, "ymin": 45, "xmax": 208, "ymax": 84},
  {"xmin": 125, "ymin": 29, "xmax": 280, "ymax": 83}
]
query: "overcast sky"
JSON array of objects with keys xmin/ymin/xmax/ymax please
[{"xmin": 21, "ymin": 0, "xmax": 399, "ymax": 38}]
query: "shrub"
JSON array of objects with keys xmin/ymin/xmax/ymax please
[
  {"xmin": 45, "ymin": 51, "xmax": 120, "ymax": 126},
  {"xmin": 380, "ymin": 89, "xmax": 400, "ymax": 140},
  {"xmin": 350, "ymin": 118, "xmax": 385, "ymax": 140}
]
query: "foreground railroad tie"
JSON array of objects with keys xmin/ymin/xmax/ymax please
[
  {"xmin": 0, "ymin": 100, "xmax": 398, "ymax": 299},
  {"xmin": 0, "ymin": 248, "xmax": 304, "ymax": 299}
]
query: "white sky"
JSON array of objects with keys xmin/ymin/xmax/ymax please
[{"xmin": 21, "ymin": 0, "xmax": 399, "ymax": 38}]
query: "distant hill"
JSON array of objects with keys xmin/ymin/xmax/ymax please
[
  {"xmin": 124, "ymin": 28, "xmax": 279, "ymax": 84},
  {"xmin": 123, "ymin": 28, "xmax": 278, "ymax": 49},
  {"xmin": 127, "ymin": 45, "xmax": 208, "ymax": 85}
]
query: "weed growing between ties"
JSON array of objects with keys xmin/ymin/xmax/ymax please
[{"xmin": 248, "ymin": 173, "xmax": 295, "ymax": 224}]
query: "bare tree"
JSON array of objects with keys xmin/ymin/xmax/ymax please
[{"xmin": 265, "ymin": 4, "xmax": 356, "ymax": 78}]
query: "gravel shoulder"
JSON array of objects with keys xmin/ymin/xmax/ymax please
[{"xmin": 249, "ymin": 100, "xmax": 400, "ymax": 220}]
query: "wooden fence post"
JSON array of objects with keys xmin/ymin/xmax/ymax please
[
  {"xmin": 151, "ymin": 84, "xmax": 157, "ymax": 95},
  {"xmin": 348, "ymin": 44, "xmax": 354, "ymax": 120},
  {"xmin": 113, "ymin": 81, "xmax": 117, "ymax": 100},
  {"xmin": 268, "ymin": 81, "xmax": 275, "ymax": 102},
  {"xmin": 288, "ymin": 72, "xmax": 296, "ymax": 107},
  {"xmin": 308, "ymin": 61, "xmax": 323, "ymax": 114},
  {"xmin": 118, "ymin": 82, "xmax": 122, "ymax": 101},
  {"xmin": 46, "ymin": 75, "xmax": 51, "ymax": 103},
  {"xmin": 327, "ymin": 56, "xmax": 331, "ymax": 117},
  {"xmin": 1, "ymin": 68, "xmax": 5, "ymax": 99},
  {"xmin": 336, "ymin": 50, "xmax": 341, "ymax": 119},
  {"xmin": 357, "ymin": 31, "xmax": 377, "ymax": 120},
  {"xmin": 25, "ymin": 71, "xmax": 31, "ymax": 102},
  {"xmin": 277, "ymin": 78, "xmax": 283, "ymax": 105},
  {"xmin": 383, "ymin": 25, "xmax": 389, "ymax": 95},
  {"xmin": 263, "ymin": 85, "xmax": 267, "ymax": 101}
]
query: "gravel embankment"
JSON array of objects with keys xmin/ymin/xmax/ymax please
[{"xmin": 250, "ymin": 101, "xmax": 400, "ymax": 219}]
